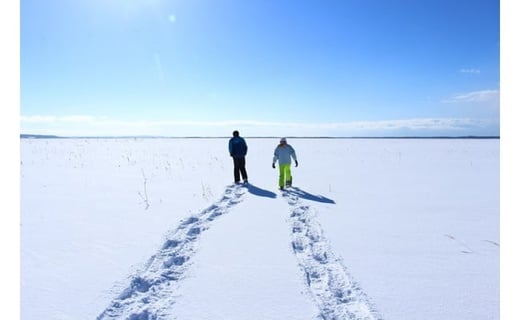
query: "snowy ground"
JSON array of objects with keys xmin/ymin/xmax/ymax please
[{"xmin": 20, "ymin": 138, "xmax": 499, "ymax": 320}]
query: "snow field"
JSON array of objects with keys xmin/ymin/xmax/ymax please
[{"xmin": 21, "ymin": 138, "xmax": 499, "ymax": 320}]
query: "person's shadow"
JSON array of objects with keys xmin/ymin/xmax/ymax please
[
  {"xmin": 244, "ymin": 184, "xmax": 335, "ymax": 204},
  {"xmin": 283, "ymin": 187, "xmax": 336, "ymax": 204},
  {"xmin": 244, "ymin": 183, "xmax": 277, "ymax": 199}
]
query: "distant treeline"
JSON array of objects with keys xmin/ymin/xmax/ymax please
[
  {"xmin": 20, "ymin": 134, "xmax": 500, "ymax": 140},
  {"xmin": 21, "ymin": 134, "xmax": 64, "ymax": 139}
]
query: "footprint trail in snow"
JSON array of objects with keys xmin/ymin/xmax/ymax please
[
  {"xmin": 282, "ymin": 188, "xmax": 383, "ymax": 320},
  {"xmin": 99, "ymin": 183, "xmax": 382, "ymax": 320},
  {"xmin": 97, "ymin": 184, "xmax": 246, "ymax": 320}
]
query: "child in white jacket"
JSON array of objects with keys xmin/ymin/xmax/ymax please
[{"xmin": 272, "ymin": 137, "xmax": 298, "ymax": 190}]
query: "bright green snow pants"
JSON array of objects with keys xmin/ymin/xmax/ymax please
[{"xmin": 278, "ymin": 164, "xmax": 292, "ymax": 187}]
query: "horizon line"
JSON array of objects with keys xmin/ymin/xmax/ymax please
[{"xmin": 20, "ymin": 134, "xmax": 500, "ymax": 140}]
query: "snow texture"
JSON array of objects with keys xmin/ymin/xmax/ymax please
[
  {"xmin": 98, "ymin": 185, "xmax": 247, "ymax": 319},
  {"xmin": 21, "ymin": 138, "xmax": 499, "ymax": 320}
]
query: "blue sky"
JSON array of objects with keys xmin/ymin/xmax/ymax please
[{"xmin": 20, "ymin": 0, "xmax": 500, "ymax": 137}]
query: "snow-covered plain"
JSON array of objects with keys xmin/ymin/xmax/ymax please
[{"xmin": 20, "ymin": 138, "xmax": 499, "ymax": 320}]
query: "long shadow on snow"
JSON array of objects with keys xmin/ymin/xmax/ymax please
[
  {"xmin": 244, "ymin": 183, "xmax": 277, "ymax": 199},
  {"xmin": 285, "ymin": 187, "xmax": 335, "ymax": 204}
]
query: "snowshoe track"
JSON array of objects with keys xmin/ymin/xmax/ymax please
[
  {"xmin": 283, "ymin": 189, "xmax": 382, "ymax": 320},
  {"xmin": 97, "ymin": 185, "xmax": 246, "ymax": 320}
]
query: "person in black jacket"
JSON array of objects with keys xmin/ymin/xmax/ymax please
[{"xmin": 228, "ymin": 130, "xmax": 249, "ymax": 184}]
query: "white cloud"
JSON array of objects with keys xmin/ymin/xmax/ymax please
[
  {"xmin": 460, "ymin": 68, "xmax": 481, "ymax": 74},
  {"xmin": 301, "ymin": 118, "xmax": 493, "ymax": 132},
  {"xmin": 20, "ymin": 115, "xmax": 94, "ymax": 123},
  {"xmin": 20, "ymin": 115, "xmax": 57, "ymax": 123},
  {"xmin": 60, "ymin": 115, "xmax": 96, "ymax": 123},
  {"xmin": 443, "ymin": 90, "xmax": 499, "ymax": 104},
  {"xmin": 20, "ymin": 116, "xmax": 498, "ymax": 137}
]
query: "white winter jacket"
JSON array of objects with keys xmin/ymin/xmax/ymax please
[{"xmin": 273, "ymin": 144, "xmax": 297, "ymax": 165}]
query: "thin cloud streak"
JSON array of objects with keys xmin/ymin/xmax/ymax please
[
  {"xmin": 153, "ymin": 53, "xmax": 164, "ymax": 80},
  {"xmin": 443, "ymin": 89, "xmax": 499, "ymax": 103},
  {"xmin": 460, "ymin": 68, "xmax": 481, "ymax": 74},
  {"xmin": 21, "ymin": 115, "xmax": 97, "ymax": 123}
]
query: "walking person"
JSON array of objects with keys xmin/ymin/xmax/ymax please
[
  {"xmin": 229, "ymin": 130, "xmax": 248, "ymax": 184},
  {"xmin": 272, "ymin": 137, "xmax": 298, "ymax": 190}
]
